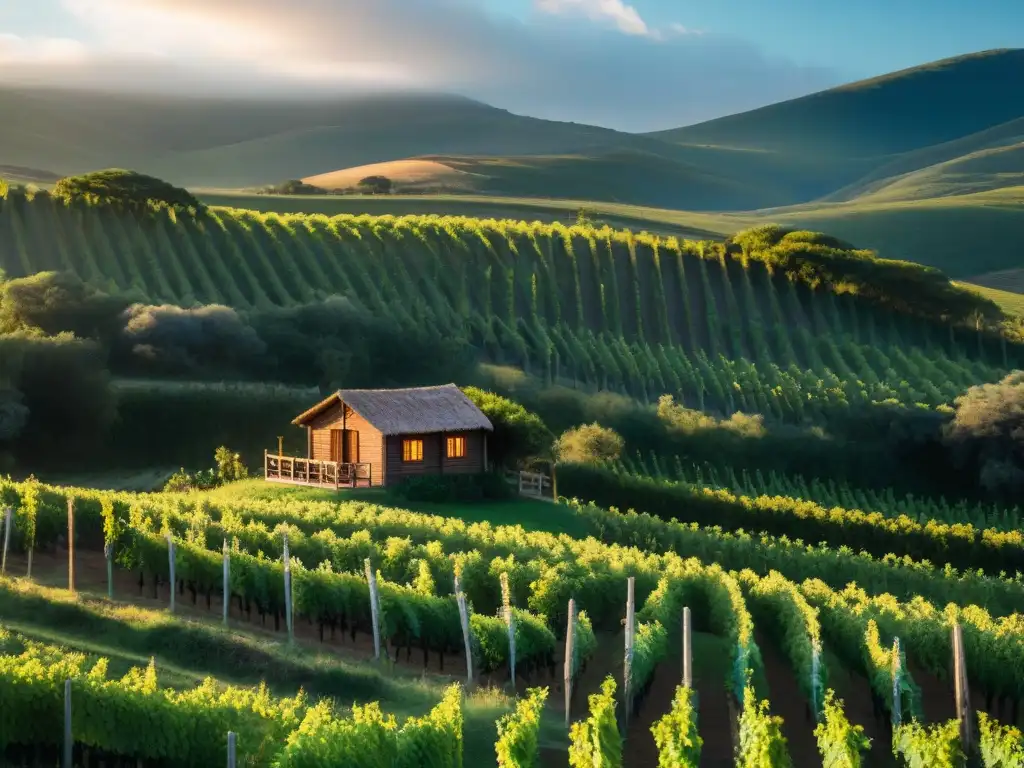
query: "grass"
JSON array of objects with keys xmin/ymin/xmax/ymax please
[
  {"xmin": 956, "ymin": 280, "xmax": 1024, "ymax": 316},
  {"xmin": 206, "ymin": 479, "xmax": 592, "ymax": 538},
  {"xmin": 30, "ymin": 467, "xmax": 178, "ymax": 492}
]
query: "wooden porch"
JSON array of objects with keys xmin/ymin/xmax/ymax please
[{"xmin": 264, "ymin": 451, "xmax": 373, "ymax": 489}]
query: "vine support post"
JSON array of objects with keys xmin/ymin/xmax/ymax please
[
  {"xmin": 67, "ymin": 497, "xmax": 75, "ymax": 594},
  {"xmin": 455, "ymin": 570, "xmax": 474, "ymax": 686},
  {"xmin": 63, "ymin": 679, "xmax": 72, "ymax": 768},
  {"xmin": 227, "ymin": 731, "xmax": 237, "ymax": 768},
  {"xmin": 501, "ymin": 572, "xmax": 516, "ymax": 687},
  {"xmin": 624, "ymin": 576, "xmax": 636, "ymax": 722},
  {"xmin": 682, "ymin": 606, "xmax": 692, "ymax": 689},
  {"xmin": 222, "ymin": 540, "xmax": 230, "ymax": 627},
  {"xmin": 283, "ymin": 532, "xmax": 294, "ymax": 645},
  {"xmin": 952, "ymin": 623, "xmax": 973, "ymax": 754},
  {"xmin": 105, "ymin": 542, "xmax": 113, "ymax": 600},
  {"xmin": 891, "ymin": 637, "xmax": 902, "ymax": 728},
  {"xmin": 811, "ymin": 642, "xmax": 822, "ymax": 722},
  {"xmin": 0, "ymin": 506, "xmax": 11, "ymax": 575},
  {"xmin": 564, "ymin": 598, "xmax": 576, "ymax": 729},
  {"xmin": 364, "ymin": 558, "xmax": 381, "ymax": 661},
  {"xmin": 167, "ymin": 533, "xmax": 176, "ymax": 614}
]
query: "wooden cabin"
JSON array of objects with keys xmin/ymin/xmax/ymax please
[{"xmin": 264, "ymin": 384, "xmax": 493, "ymax": 488}]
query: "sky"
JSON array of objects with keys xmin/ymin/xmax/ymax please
[{"xmin": 0, "ymin": 0, "xmax": 1020, "ymax": 131}]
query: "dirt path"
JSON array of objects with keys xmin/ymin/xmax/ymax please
[{"xmin": 755, "ymin": 631, "xmax": 818, "ymax": 767}]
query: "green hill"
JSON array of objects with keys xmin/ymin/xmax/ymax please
[
  {"xmin": 0, "ymin": 88, "xmax": 663, "ymax": 189},
  {"xmin": 649, "ymin": 49, "xmax": 1024, "ymax": 158},
  {"xmin": 299, "ymin": 149, "xmax": 789, "ymax": 211}
]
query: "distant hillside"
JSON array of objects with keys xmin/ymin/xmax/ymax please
[
  {"xmin": 823, "ymin": 117, "xmax": 1024, "ymax": 202},
  {"xmin": 649, "ymin": 50, "xmax": 1024, "ymax": 158},
  {"xmin": 301, "ymin": 150, "xmax": 788, "ymax": 211},
  {"xmin": 0, "ymin": 165, "xmax": 61, "ymax": 185},
  {"xmin": 0, "ymin": 88, "xmax": 662, "ymax": 189}
]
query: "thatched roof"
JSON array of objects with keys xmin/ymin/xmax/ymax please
[{"xmin": 292, "ymin": 384, "xmax": 493, "ymax": 435}]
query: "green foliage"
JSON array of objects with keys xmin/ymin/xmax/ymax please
[
  {"xmin": 264, "ymin": 180, "xmax": 328, "ymax": 196},
  {"xmin": 462, "ymin": 387, "xmax": 553, "ymax": 469},
  {"xmin": 978, "ymin": 712, "xmax": 1024, "ymax": 768},
  {"xmin": 495, "ymin": 687, "xmax": 548, "ymax": 768},
  {"xmin": 944, "ymin": 371, "xmax": 1024, "ymax": 501},
  {"xmin": 0, "ymin": 271, "xmax": 129, "ymax": 339},
  {"xmin": 569, "ymin": 676, "xmax": 621, "ymax": 768},
  {"xmin": 554, "ymin": 423, "xmax": 624, "ymax": 464},
  {"xmin": 814, "ymin": 690, "xmax": 870, "ymax": 768},
  {"xmin": 0, "ymin": 634, "xmax": 307, "ymax": 766},
  {"xmin": 737, "ymin": 677, "xmax": 793, "ymax": 768},
  {"xmin": 558, "ymin": 460, "xmax": 1024, "ymax": 580},
  {"xmin": 650, "ymin": 685, "xmax": 702, "ymax": 768},
  {"xmin": 359, "ymin": 176, "xmax": 394, "ymax": 194},
  {"xmin": 892, "ymin": 719, "xmax": 963, "ymax": 768},
  {"xmin": 215, "ymin": 445, "xmax": 250, "ymax": 483},
  {"xmin": 53, "ymin": 169, "xmax": 202, "ymax": 212},
  {"xmin": 392, "ymin": 473, "xmax": 515, "ymax": 504},
  {"xmin": 727, "ymin": 225, "xmax": 1001, "ymax": 323}
]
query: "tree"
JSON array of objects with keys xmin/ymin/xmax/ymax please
[
  {"xmin": 554, "ymin": 423, "xmax": 624, "ymax": 465},
  {"xmin": 358, "ymin": 176, "xmax": 393, "ymax": 195},
  {"xmin": 943, "ymin": 371, "xmax": 1024, "ymax": 500},
  {"xmin": 53, "ymin": 169, "xmax": 203, "ymax": 212},
  {"xmin": 462, "ymin": 387, "xmax": 553, "ymax": 469},
  {"xmin": 0, "ymin": 271, "xmax": 130, "ymax": 342}
]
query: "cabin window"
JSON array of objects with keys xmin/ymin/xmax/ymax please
[
  {"xmin": 446, "ymin": 435, "xmax": 466, "ymax": 459},
  {"xmin": 402, "ymin": 439, "xmax": 424, "ymax": 462}
]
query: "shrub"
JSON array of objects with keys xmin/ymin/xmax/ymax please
[
  {"xmin": 391, "ymin": 473, "xmax": 514, "ymax": 504},
  {"xmin": 554, "ymin": 423, "xmax": 624, "ymax": 464}
]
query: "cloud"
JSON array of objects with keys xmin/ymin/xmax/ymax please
[
  {"xmin": 534, "ymin": 0, "xmax": 651, "ymax": 37},
  {"xmin": 0, "ymin": 0, "xmax": 841, "ymax": 131}
]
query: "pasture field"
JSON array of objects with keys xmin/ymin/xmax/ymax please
[{"xmin": 2, "ymin": 476, "xmax": 1024, "ymax": 766}]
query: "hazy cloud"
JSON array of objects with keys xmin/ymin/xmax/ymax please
[
  {"xmin": 534, "ymin": 0, "xmax": 651, "ymax": 37},
  {"xmin": 0, "ymin": 0, "xmax": 842, "ymax": 131}
]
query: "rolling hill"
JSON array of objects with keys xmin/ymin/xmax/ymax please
[
  {"xmin": 649, "ymin": 49, "xmax": 1024, "ymax": 158},
  {"xmin": 301, "ymin": 150, "xmax": 788, "ymax": 210}
]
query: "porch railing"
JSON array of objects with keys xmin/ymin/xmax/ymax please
[{"xmin": 264, "ymin": 451, "xmax": 373, "ymax": 488}]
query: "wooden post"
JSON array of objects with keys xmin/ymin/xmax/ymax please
[
  {"xmin": 891, "ymin": 637, "xmax": 902, "ymax": 727},
  {"xmin": 683, "ymin": 606, "xmax": 692, "ymax": 689},
  {"xmin": 564, "ymin": 598, "xmax": 576, "ymax": 728},
  {"xmin": 67, "ymin": 497, "xmax": 75, "ymax": 594},
  {"xmin": 953, "ymin": 623, "xmax": 973, "ymax": 753},
  {"xmin": 0, "ymin": 506, "xmax": 11, "ymax": 576},
  {"xmin": 551, "ymin": 465, "xmax": 558, "ymax": 501},
  {"xmin": 63, "ymin": 679, "xmax": 72, "ymax": 768},
  {"xmin": 168, "ymin": 533, "xmax": 176, "ymax": 614},
  {"xmin": 283, "ymin": 532, "xmax": 294, "ymax": 645},
  {"xmin": 222, "ymin": 540, "xmax": 230, "ymax": 627},
  {"xmin": 624, "ymin": 576, "xmax": 636, "ymax": 720},
  {"xmin": 278, "ymin": 436, "xmax": 284, "ymax": 457},
  {"xmin": 501, "ymin": 572, "xmax": 516, "ymax": 687},
  {"xmin": 455, "ymin": 570, "xmax": 474, "ymax": 686},
  {"xmin": 105, "ymin": 542, "xmax": 113, "ymax": 600},
  {"xmin": 264, "ymin": 450, "xmax": 269, "ymax": 480},
  {"xmin": 365, "ymin": 559, "xmax": 382, "ymax": 660},
  {"xmin": 227, "ymin": 731, "xmax": 237, "ymax": 768}
]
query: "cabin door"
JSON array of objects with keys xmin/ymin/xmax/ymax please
[
  {"xmin": 343, "ymin": 430, "xmax": 359, "ymax": 464},
  {"xmin": 329, "ymin": 430, "xmax": 343, "ymax": 463}
]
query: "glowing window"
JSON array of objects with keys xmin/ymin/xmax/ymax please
[
  {"xmin": 446, "ymin": 435, "xmax": 466, "ymax": 459},
  {"xmin": 402, "ymin": 439, "xmax": 424, "ymax": 462}
]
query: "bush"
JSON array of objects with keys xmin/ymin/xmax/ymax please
[
  {"xmin": 53, "ymin": 169, "xmax": 202, "ymax": 212},
  {"xmin": 554, "ymin": 423, "xmax": 624, "ymax": 464},
  {"xmin": 391, "ymin": 473, "xmax": 515, "ymax": 504}
]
